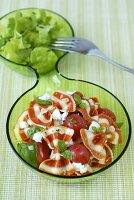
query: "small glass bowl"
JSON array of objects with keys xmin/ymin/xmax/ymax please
[{"xmin": 0, "ymin": 8, "xmax": 74, "ymax": 75}]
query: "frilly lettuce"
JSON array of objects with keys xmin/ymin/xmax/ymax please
[{"xmin": 0, "ymin": 10, "xmax": 67, "ymax": 73}]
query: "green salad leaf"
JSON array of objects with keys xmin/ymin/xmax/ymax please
[
  {"xmin": 30, "ymin": 47, "xmax": 58, "ymax": 74},
  {"xmin": 34, "ymin": 95, "xmax": 52, "ymax": 105},
  {"xmin": 0, "ymin": 9, "xmax": 69, "ymax": 73},
  {"xmin": 0, "ymin": 35, "xmax": 5, "ymax": 49},
  {"xmin": 17, "ymin": 143, "xmax": 37, "ymax": 167}
]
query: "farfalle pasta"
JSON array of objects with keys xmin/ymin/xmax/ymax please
[{"xmin": 14, "ymin": 90, "xmax": 122, "ymax": 176}]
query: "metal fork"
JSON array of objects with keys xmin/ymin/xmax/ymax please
[{"xmin": 50, "ymin": 37, "xmax": 134, "ymax": 74}]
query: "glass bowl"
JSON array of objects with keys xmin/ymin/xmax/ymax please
[
  {"xmin": 6, "ymin": 52, "xmax": 132, "ymax": 183},
  {"xmin": 2, "ymin": 8, "xmax": 131, "ymax": 183}
]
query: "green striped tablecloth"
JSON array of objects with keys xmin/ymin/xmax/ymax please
[{"xmin": 0, "ymin": 0, "xmax": 134, "ymax": 199}]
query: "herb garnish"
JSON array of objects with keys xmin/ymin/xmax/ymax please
[
  {"xmin": 61, "ymin": 150, "xmax": 72, "ymax": 161},
  {"xmin": 73, "ymin": 94, "xmax": 82, "ymax": 105},
  {"xmin": 79, "ymin": 102, "xmax": 87, "ymax": 109},
  {"xmin": 69, "ymin": 118, "xmax": 76, "ymax": 124},
  {"xmin": 116, "ymin": 122, "xmax": 124, "ymax": 128},
  {"xmin": 27, "ymin": 126, "xmax": 43, "ymax": 138},
  {"xmin": 92, "ymin": 126, "xmax": 104, "ymax": 132},
  {"xmin": 34, "ymin": 96, "xmax": 52, "ymax": 105},
  {"xmin": 73, "ymin": 94, "xmax": 87, "ymax": 109},
  {"xmin": 57, "ymin": 140, "xmax": 72, "ymax": 161},
  {"xmin": 58, "ymin": 140, "xmax": 67, "ymax": 153},
  {"xmin": 17, "ymin": 143, "xmax": 37, "ymax": 167}
]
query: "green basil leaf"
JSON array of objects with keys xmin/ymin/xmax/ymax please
[
  {"xmin": 27, "ymin": 126, "xmax": 43, "ymax": 138},
  {"xmin": 73, "ymin": 94, "xmax": 82, "ymax": 105},
  {"xmin": 92, "ymin": 126, "xmax": 104, "ymax": 132},
  {"xmin": 79, "ymin": 102, "xmax": 87, "ymax": 109},
  {"xmin": 92, "ymin": 126, "xmax": 97, "ymax": 132},
  {"xmin": 61, "ymin": 150, "xmax": 72, "ymax": 161},
  {"xmin": 116, "ymin": 122, "xmax": 124, "ymax": 128},
  {"xmin": 34, "ymin": 96, "xmax": 52, "ymax": 105},
  {"xmin": 17, "ymin": 143, "xmax": 37, "ymax": 167},
  {"xmin": 58, "ymin": 140, "xmax": 67, "ymax": 153}
]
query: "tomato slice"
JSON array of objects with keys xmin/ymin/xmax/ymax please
[
  {"xmin": 51, "ymin": 91, "xmax": 76, "ymax": 112},
  {"xmin": 36, "ymin": 140, "xmax": 51, "ymax": 165},
  {"xmin": 69, "ymin": 143, "xmax": 91, "ymax": 164},
  {"xmin": 63, "ymin": 113, "xmax": 88, "ymax": 140}
]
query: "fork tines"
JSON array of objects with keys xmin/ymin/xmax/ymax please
[{"xmin": 50, "ymin": 37, "xmax": 77, "ymax": 51}]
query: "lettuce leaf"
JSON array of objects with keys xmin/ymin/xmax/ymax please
[
  {"xmin": 0, "ymin": 9, "xmax": 69, "ymax": 73},
  {"xmin": 1, "ymin": 41, "xmax": 31, "ymax": 64},
  {"xmin": 30, "ymin": 47, "xmax": 58, "ymax": 73}
]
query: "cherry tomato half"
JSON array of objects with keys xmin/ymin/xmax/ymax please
[
  {"xmin": 63, "ymin": 113, "xmax": 88, "ymax": 140},
  {"xmin": 98, "ymin": 108, "xmax": 116, "ymax": 121},
  {"xmin": 69, "ymin": 143, "xmax": 91, "ymax": 164},
  {"xmin": 36, "ymin": 140, "xmax": 51, "ymax": 165}
]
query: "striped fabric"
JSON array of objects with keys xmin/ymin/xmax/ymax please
[{"xmin": 0, "ymin": 0, "xmax": 134, "ymax": 199}]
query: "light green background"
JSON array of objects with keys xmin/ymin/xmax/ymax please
[{"xmin": 0, "ymin": 0, "xmax": 134, "ymax": 199}]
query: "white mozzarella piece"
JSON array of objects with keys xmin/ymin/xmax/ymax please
[
  {"xmin": 19, "ymin": 121, "xmax": 28, "ymax": 129},
  {"xmin": 72, "ymin": 162, "xmax": 93, "ymax": 174},
  {"xmin": 52, "ymin": 109, "xmax": 62, "ymax": 121},
  {"xmin": 32, "ymin": 132, "xmax": 43, "ymax": 143},
  {"xmin": 61, "ymin": 112, "xmax": 68, "ymax": 121}
]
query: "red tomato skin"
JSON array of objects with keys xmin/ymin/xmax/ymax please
[
  {"xmin": 69, "ymin": 144, "xmax": 91, "ymax": 164},
  {"xmin": 63, "ymin": 114, "xmax": 88, "ymax": 140},
  {"xmin": 98, "ymin": 108, "xmax": 116, "ymax": 121},
  {"xmin": 36, "ymin": 140, "xmax": 51, "ymax": 165}
]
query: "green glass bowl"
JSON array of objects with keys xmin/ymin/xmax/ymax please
[
  {"xmin": 6, "ymin": 52, "xmax": 132, "ymax": 183},
  {"xmin": 0, "ymin": 8, "xmax": 74, "ymax": 75},
  {"xmin": 3, "ymin": 9, "xmax": 131, "ymax": 183}
]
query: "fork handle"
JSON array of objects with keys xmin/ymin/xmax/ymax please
[{"xmin": 89, "ymin": 49, "xmax": 134, "ymax": 74}]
